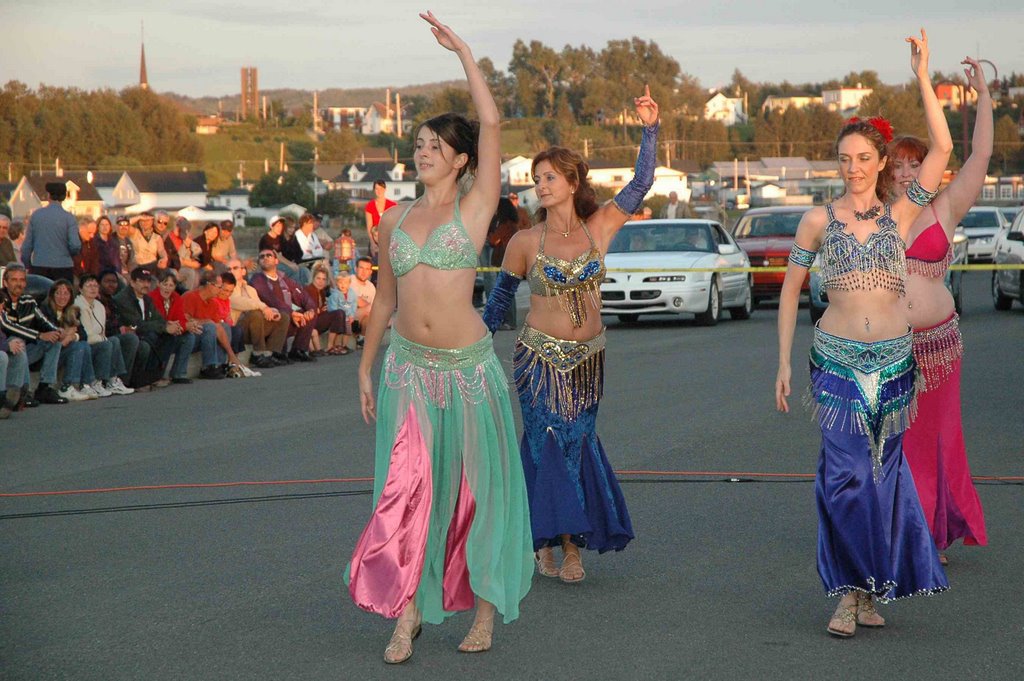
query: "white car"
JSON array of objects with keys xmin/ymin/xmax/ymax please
[
  {"xmin": 961, "ymin": 206, "xmax": 1009, "ymax": 261},
  {"xmin": 600, "ymin": 219, "xmax": 753, "ymax": 325},
  {"xmin": 993, "ymin": 208, "xmax": 1024, "ymax": 310}
]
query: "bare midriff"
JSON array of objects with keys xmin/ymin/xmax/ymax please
[
  {"xmin": 818, "ymin": 288, "xmax": 909, "ymax": 341},
  {"xmin": 905, "ymin": 274, "xmax": 955, "ymax": 329},
  {"xmin": 525, "ymin": 291, "xmax": 604, "ymax": 342},
  {"xmin": 393, "ymin": 266, "xmax": 486, "ymax": 348}
]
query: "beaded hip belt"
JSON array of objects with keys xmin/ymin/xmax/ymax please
[
  {"xmin": 514, "ymin": 325, "xmax": 605, "ymax": 421},
  {"xmin": 912, "ymin": 313, "xmax": 963, "ymax": 392},
  {"xmin": 516, "ymin": 325, "xmax": 606, "ymax": 372},
  {"xmin": 384, "ymin": 330, "xmax": 498, "ymax": 408},
  {"xmin": 389, "ymin": 329, "xmax": 495, "ymax": 371},
  {"xmin": 811, "ymin": 325, "xmax": 912, "ymax": 374},
  {"xmin": 808, "ymin": 326, "xmax": 917, "ymax": 482}
]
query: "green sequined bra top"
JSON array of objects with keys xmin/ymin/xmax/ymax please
[{"xmin": 389, "ymin": 197, "xmax": 478, "ymax": 278}]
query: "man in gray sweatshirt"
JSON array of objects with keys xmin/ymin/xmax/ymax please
[{"xmin": 21, "ymin": 182, "xmax": 81, "ymax": 282}]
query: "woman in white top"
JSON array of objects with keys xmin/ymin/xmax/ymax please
[{"xmin": 74, "ymin": 274, "xmax": 134, "ymax": 395}]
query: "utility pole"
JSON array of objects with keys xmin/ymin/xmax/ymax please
[{"xmin": 279, "ymin": 142, "xmax": 285, "ymax": 173}]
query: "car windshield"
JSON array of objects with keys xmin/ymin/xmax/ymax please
[
  {"xmin": 733, "ymin": 212, "xmax": 802, "ymax": 238},
  {"xmin": 608, "ymin": 223, "xmax": 714, "ymax": 253},
  {"xmin": 960, "ymin": 210, "xmax": 1000, "ymax": 229},
  {"xmin": 999, "ymin": 207, "xmax": 1019, "ymax": 222}
]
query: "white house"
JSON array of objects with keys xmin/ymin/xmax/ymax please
[
  {"xmin": 208, "ymin": 187, "xmax": 251, "ymax": 212},
  {"xmin": 822, "ymin": 86, "xmax": 873, "ymax": 115},
  {"xmin": 330, "ymin": 161, "xmax": 417, "ymax": 201},
  {"xmin": 8, "ymin": 175, "xmax": 106, "ymax": 221},
  {"xmin": 177, "ymin": 205, "xmax": 235, "ymax": 226},
  {"xmin": 361, "ymin": 103, "xmax": 403, "ymax": 136},
  {"xmin": 761, "ymin": 94, "xmax": 822, "ymax": 113},
  {"xmin": 586, "ymin": 162, "xmax": 692, "ymax": 204},
  {"xmin": 501, "ymin": 156, "xmax": 533, "ymax": 189},
  {"xmin": 326, "ymin": 106, "xmax": 367, "ymax": 130},
  {"xmin": 704, "ymin": 92, "xmax": 747, "ymax": 126},
  {"xmin": 126, "ymin": 171, "xmax": 208, "ymax": 213},
  {"xmin": 246, "ymin": 203, "xmax": 309, "ymax": 224}
]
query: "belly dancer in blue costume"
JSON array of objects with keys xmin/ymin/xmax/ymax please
[
  {"xmin": 483, "ymin": 86, "xmax": 659, "ymax": 583},
  {"xmin": 776, "ymin": 30, "xmax": 951, "ymax": 638}
]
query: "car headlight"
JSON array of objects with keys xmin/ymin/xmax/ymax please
[{"xmin": 643, "ymin": 275, "xmax": 687, "ymax": 282}]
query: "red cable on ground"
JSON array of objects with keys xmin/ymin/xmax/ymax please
[
  {"xmin": 0, "ymin": 477, "xmax": 373, "ymax": 498},
  {"xmin": 1, "ymin": 470, "xmax": 1019, "ymax": 498}
]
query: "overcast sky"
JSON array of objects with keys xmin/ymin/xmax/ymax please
[{"xmin": 1, "ymin": 0, "xmax": 1020, "ymax": 97}]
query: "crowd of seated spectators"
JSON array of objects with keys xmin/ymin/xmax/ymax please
[{"xmin": 0, "ymin": 211, "xmax": 372, "ymax": 419}]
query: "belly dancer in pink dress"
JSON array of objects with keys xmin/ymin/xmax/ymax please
[{"xmin": 889, "ymin": 56, "xmax": 990, "ymax": 564}]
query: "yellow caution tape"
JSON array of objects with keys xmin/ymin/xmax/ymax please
[{"xmin": 398, "ymin": 264, "xmax": 1024, "ymax": 274}]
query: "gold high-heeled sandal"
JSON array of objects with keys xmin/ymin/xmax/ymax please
[
  {"xmin": 535, "ymin": 548, "xmax": 559, "ymax": 578},
  {"xmin": 383, "ymin": 615, "xmax": 422, "ymax": 664},
  {"xmin": 457, "ymin": 617, "xmax": 494, "ymax": 653},
  {"xmin": 855, "ymin": 592, "xmax": 886, "ymax": 628},
  {"xmin": 826, "ymin": 598, "xmax": 858, "ymax": 638},
  {"xmin": 559, "ymin": 546, "xmax": 585, "ymax": 584}
]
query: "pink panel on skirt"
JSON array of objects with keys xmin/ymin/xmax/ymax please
[
  {"xmin": 442, "ymin": 466, "xmax": 477, "ymax": 612},
  {"xmin": 348, "ymin": 404, "xmax": 433, "ymax": 618}
]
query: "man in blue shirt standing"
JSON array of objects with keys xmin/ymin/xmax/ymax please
[{"xmin": 21, "ymin": 182, "xmax": 81, "ymax": 282}]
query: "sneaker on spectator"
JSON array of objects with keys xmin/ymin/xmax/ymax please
[
  {"xmin": 58, "ymin": 384, "xmax": 92, "ymax": 402},
  {"xmin": 154, "ymin": 378, "xmax": 173, "ymax": 388},
  {"xmin": 106, "ymin": 377, "xmax": 135, "ymax": 395},
  {"xmin": 80, "ymin": 383, "xmax": 101, "ymax": 400},
  {"xmin": 89, "ymin": 381, "xmax": 114, "ymax": 398}
]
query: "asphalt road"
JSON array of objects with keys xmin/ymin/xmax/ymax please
[{"xmin": 2, "ymin": 271, "xmax": 1022, "ymax": 681}]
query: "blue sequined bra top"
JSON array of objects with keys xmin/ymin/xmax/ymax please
[
  {"xmin": 389, "ymin": 197, "xmax": 478, "ymax": 278},
  {"xmin": 527, "ymin": 221, "xmax": 606, "ymax": 327},
  {"xmin": 818, "ymin": 203, "xmax": 906, "ymax": 295}
]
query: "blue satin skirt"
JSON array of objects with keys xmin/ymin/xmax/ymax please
[
  {"xmin": 809, "ymin": 327, "xmax": 948, "ymax": 602},
  {"xmin": 513, "ymin": 326, "xmax": 633, "ymax": 553}
]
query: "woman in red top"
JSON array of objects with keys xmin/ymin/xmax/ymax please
[
  {"xmin": 149, "ymin": 270, "xmax": 188, "ymax": 327},
  {"xmin": 364, "ymin": 180, "xmax": 396, "ymax": 261}
]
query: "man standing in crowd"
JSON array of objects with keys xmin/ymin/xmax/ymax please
[
  {"xmin": 663, "ymin": 191, "xmax": 683, "ymax": 219},
  {"xmin": 115, "ymin": 217, "xmax": 134, "ymax": 275},
  {"xmin": 0, "ymin": 215, "xmax": 16, "ymax": 265},
  {"xmin": 114, "ymin": 267, "xmax": 195, "ymax": 388},
  {"xmin": 508, "ymin": 192, "xmax": 532, "ymax": 232},
  {"xmin": 129, "ymin": 212, "xmax": 168, "ymax": 270},
  {"xmin": 226, "ymin": 258, "xmax": 288, "ymax": 369},
  {"xmin": 180, "ymin": 270, "xmax": 239, "ymax": 379},
  {"xmin": 74, "ymin": 217, "xmax": 100, "ymax": 278},
  {"xmin": 249, "ymin": 249, "xmax": 317, "ymax": 363},
  {"xmin": 350, "ymin": 256, "xmax": 376, "ymax": 347},
  {"xmin": 0, "ymin": 264, "xmax": 67, "ymax": 404},
  {"xmin": 21, "ymin": 182, "xmax": 81, "ymax": 281}
]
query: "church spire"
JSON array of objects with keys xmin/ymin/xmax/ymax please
[{"xmin": 139, "ymin": 21, "xmax": 149, "ymax": 90}]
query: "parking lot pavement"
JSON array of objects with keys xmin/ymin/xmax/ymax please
[{"xmin": 1, "ymin": 272, "xmax": 1021, "ymax": 680}]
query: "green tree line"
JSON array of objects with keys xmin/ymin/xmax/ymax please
[{"xmin": 0, "ymin": 81, "xmax": 202, "ymax": 175}]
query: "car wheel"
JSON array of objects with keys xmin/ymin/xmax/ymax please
[
  {"xmin": 617, "ymin": 314, "xmax": 639, "ymax": 323},
  {"xmin": 993, "ymin": 272, "xmax": 1012, "ymax": 311},
  {"xmin": 695, "ymin": 278, "xmax": 721, "ymax": 326},
  {"xmin": 730, "ymin": 277, "xmax": 753, "ymax": 320}
]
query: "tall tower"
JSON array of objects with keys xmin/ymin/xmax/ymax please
[
  {"xmin": 241, "ymin": 67, "xmax": 259, "ymax": 120},
  {"xmin": 139, "ymin": 22, "xmax": 149, "ymax": 90}
]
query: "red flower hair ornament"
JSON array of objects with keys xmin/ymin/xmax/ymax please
[{"xmin": 846, "ymin": 116, "xmax": 894, "ymax": 143}]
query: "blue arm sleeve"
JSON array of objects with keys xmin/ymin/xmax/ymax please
[
  {"xmin": 482, "ymin": 270, "xmax": 521, "ymax": 333},
  {"xmin": 612, "ymin": 122, "xmax": 659, "ymax": 216}
]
